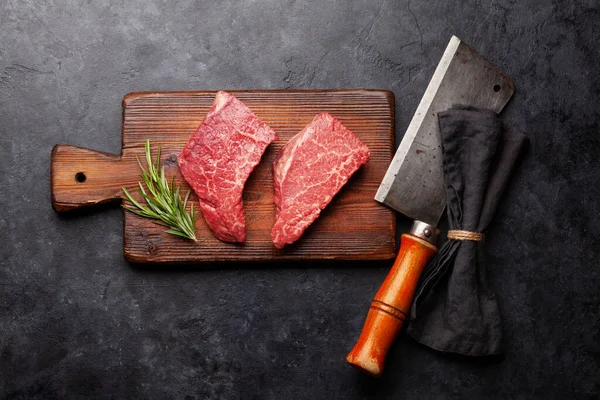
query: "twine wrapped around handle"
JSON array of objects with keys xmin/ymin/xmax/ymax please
[{"xmin": 447, "ymin": 230, "xmax": 484, "ymax": 241}]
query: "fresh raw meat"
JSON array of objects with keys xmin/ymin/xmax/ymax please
[
  {"xmin": 178, "ymin": 91, "xmax": 278, "ymax": 243},
  {"xmin": 271, "ymin": 112, "xmax": 370, "ymax": 248}
]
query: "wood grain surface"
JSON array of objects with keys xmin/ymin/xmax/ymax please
[{"xmin": 51, "ymin": 90, "xmax": 396, "ymax": 263}]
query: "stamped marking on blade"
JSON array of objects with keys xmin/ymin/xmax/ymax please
[{"xmin": 376, "ymin": 35, "xmax": 514, "ymax": 226}]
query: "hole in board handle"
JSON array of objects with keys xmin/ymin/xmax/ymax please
[
  {"xmin": 75, "ymin": 172, "xmax": 87, "ymax": 183},
  {"xmin": 493, "ymin": 84, "xmax": 501, "ymax": 92}
]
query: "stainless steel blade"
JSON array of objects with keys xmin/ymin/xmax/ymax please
[{"xmin": 375, "ymin": 35, "xmax": 514, "ymax": 225}]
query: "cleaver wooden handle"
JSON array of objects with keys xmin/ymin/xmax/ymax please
[
  {"xmin": 51, "ymin": 144, "xmax": 129, "ymax": 212},
  {"xmin": 346, "ymin": 232, "xmax": 437, "ymax": 377}
]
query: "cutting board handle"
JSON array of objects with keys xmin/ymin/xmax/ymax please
[
  {"xmin": 346, "ymin": 231, "xmax": 437, "ymax": 376},
  {"xmin": 51, "ymin": 144, "xmax": 127, "ymax": 212}
]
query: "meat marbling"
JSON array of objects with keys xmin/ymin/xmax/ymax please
[
  {"xmin": 178, "ymin": 91, "xmax": 278, "ymax": 243},
  {"xmin": 271, "ymin": 112, "xmax": 370, "ymax": 248}
]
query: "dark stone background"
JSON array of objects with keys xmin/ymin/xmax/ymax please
[{"xmin": 1, "ymin": 0, "xmax": 599, "ymax": 398}]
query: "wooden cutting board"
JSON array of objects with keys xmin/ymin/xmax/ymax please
[{"xmin": 51, "ymin": 90, "xmax": 396, "ymax": 263}]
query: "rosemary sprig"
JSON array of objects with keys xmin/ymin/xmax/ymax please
[{"xmin": 122, "ymin": 139, "xmax": 197, "ymax": 242}]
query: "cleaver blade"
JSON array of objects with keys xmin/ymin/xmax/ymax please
[
  {"xmin": 375, "ymin": 35, "xmax": 514, "ymax": 225},
  {"xmin": 347, "ymin": 35, "xmax": 514, "ymax": 377}
]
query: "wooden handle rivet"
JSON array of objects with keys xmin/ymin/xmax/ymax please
[
  {"xmin": 75, "ymin": 172, "xmax": 87, "ymax": 183},
  {"xmin": 167, "ymin": 154, "xmax": 178, "ymax": 164}
]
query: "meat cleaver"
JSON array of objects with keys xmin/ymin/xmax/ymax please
[{"xmin": 346, "ymin": 36, "xmax": 514, "ymax": 376}]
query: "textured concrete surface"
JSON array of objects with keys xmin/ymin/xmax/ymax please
[{"xmin": 1, "ymin": 0, "xmax": 599, "ymax": 398}]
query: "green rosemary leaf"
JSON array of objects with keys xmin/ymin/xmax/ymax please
[
  {"xmin": 121, "ymin": 139, "xmax": 197, "ymax": 242},
  {"xmin": 183, "ymin": 189, "xmax": 191, "ymax": 209},
  {"xmin": 163, "ymin": 229, "xmax": 192, "ymax": 239},
  {"xmin": 122, "ymin": 187, "xmax": 144, "ymax": 210}
]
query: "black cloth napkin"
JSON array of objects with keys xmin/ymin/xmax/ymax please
[{"xmin": 407, "ymin": 105, "xmax": 527, "ymax": 356}]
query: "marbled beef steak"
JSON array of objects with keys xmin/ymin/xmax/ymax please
[
  {"xmin": 271, "ymin": 112, "xmax": 370, "ymax": 248},
  {"xmin": 179, "ymin": 91, "xmax": 278, "ymax": 243}
]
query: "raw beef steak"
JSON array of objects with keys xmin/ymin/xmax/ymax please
[
  {"xmin": 271, "ymin": 112, "xmax": 370, "ymax": 248},
  {"xmin": 179, "ymin": 91, "xmax": 278, "ymax": 243}
]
